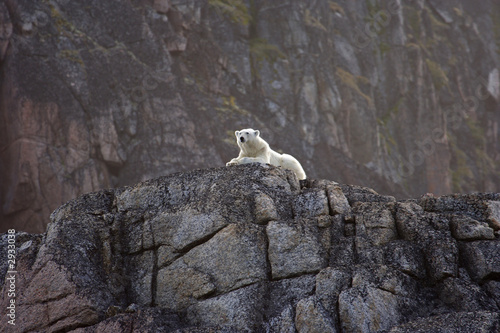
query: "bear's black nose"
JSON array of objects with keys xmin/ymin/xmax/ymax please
[{"xmin": 240, "ymin": 137, "xmax": 245, "ymax": 143}]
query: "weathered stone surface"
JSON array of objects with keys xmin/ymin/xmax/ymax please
[
  {"xmin": 128, "ymin": 250, "xmax": 155, "ymax": 306},
  {"xmin": 150, "ymin": 209, "xmax": 228, "ymax": 252},
  {"xmin": 460, "ymin": 241, "xmax": 500, "ymax": 282},
  {"xmin": 265, "ymin": 305, "xmax": 296, "ymax": 333},
  {"xmin": 341, "ymin": 185, "xmax": 397, "ymax": 205},
  {"xmin": 389, "ymin": 311, "xmax": 500, "ymax": 333},
  {"xmin": 329, "ymin": 236, "xmax": 355, "ymax": 268},
  {"xmin": 71, "ymin": 308, "xmax": 184, "ymax": 333},
  {"xmin": 351, "ymin": 265, "xmax": 419, "ymax": 299},
  {"xmin": 254, "ymin": 191, "xmax": 278, "ymax": 224},
  {"xmin": 354, "ymin": 202, "xmax": 397, "ymax": 246},
  {"xmin": 485, "ymin": 280, "xmax": 500, "ymax": 309},
  {"xmin": 395, "ymin": 202, "xmax": 428, "ymax": 242},
  {"xmin": 419, "ymin": 194, "xmax": 500, "ymax": 230},
  {"xmin": 424, "ymin": 236, "xmax": 459, "ymax": 281},
  {"xmin": 486, "ymin": 201, "xmax": 500, "ymax": 230},
  {"xmin": 450, "ymin": 215, "xmax": 495, "ymax": 240},
  {"xmin": 382, "ymin": 240, "xmax": 426, "ymax": 279},
  {"xmin": 438, "ymin": 273, "xmax": 499, "ymax": 312},
  {"xmin": 339, "ymin": 286, "xmax": 401, "ymax": 333},
  {"xmin": 170, "ymin": 223, "xmax": 268, "ymax": 296},
  {"xmin": 315, "ymin": 267, "xmax": 350, "ymax": 324},
  {"xmin": 186, "ymin": 283, "xmax": 266, "ymax": 332},
  {"xmin": 292, "ymin": 188, "xmax": 329, "ymax": 218},
  {"xmin": 154, "ymin": 0, "xmax": 171, "ymax": 14},
  {"xmin": 267, "ymin": 219, "xmax": 327, "ymax": 279},
  {"xmin": 1, "ymin": 165, "xmax": 499, "ymax": 332},
  {"xmin": 395, "ymin": 202, "xmax": 458, "ymax": 281},
  {"xmin": 156, "ymin": 265, "xmax": 216, "ymax": 310},
  {"xmin": 295, "ymin": 296, "xmax": 337, "ymax": 333},
  {"xmin": 266, "ymin": 274, "xmax": 316, "ymax": 319},
  {"xmin": 327, "ymin": 185, "xmax": 352, "ymax": 216}
]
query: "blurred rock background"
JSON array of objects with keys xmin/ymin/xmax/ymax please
[{"xmin": 1, "ymin": 0, "xmax": 499, "ymax": 233}]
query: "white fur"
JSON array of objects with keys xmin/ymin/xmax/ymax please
[{"xmin": 226, "ymin": 128, "xmax": 307, "ymax": 180}]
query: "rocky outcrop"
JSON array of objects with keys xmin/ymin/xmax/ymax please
[
  {"xmin": 1, "ymin": 165, "xmax": 499, "ymax": 332},
  {"xmin": 2, "ymin": 0, "xmax": 500, "ymax": 233}
]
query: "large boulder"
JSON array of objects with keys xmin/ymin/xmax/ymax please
[{"xmin": 1, "ymin": 164, "xmax": 499, "ymax": 332}]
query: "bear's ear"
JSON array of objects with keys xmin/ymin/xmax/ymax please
[
  {"xmin": 235, "ymin": 130, "xmax": 240, "ymax": 137},
  {"xmin": 254, "ymin": 130, "xmax": 260, "ymax": 137}
]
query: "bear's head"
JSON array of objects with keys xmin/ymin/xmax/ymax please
[{"xmin": 235, "ymin": 129, "xmax": 260, "ymax": 144}]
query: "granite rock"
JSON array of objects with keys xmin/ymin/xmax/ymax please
[{"xmin": 0, "ymin": 165, "xmax": 499, "ymax": 332}]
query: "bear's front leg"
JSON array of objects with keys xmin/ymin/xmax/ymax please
[
  {"xmin": 226, "ymin": 158, "xmax": 240, "ymax": 166},
  {"xmin": 238, "ymin": 157, "xmax": 268, "ymax": 164}
]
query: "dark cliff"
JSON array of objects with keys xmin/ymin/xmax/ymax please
[
  {"xmin": 1, "ymin": 0, "xmax": 500, "ymax": 233},
  {"xmin": 1, "ymin": 165, "xmax": 499, "ymax": 332}
]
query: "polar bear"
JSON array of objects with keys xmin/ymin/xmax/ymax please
[{"xmin": 226, "ymin": 128, "xmax": 307, "ymax": 180}]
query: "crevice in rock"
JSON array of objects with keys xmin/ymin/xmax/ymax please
[
  {"xmin": 390, "ymin": 205, "xmax": 402, "ymax": 240},
  {"xmin": 47, "ymin": 307, "xmax": 99, "ymax": 333},
  {"xmin": 31, "ymin": 289, "xmax": 74, "ymax": 307},
  {"xmin": 119, "ymin": 218, "xmax": 134, "ymax": 307},
  {"xmin": 260, "ymin": 279, "xmax": 273, "ymax": 325},
  {"xmin": 378, "ymin": 285, "xmax": 399, "ymax": 297},
  {"xmin": 263, "ymin": 225, "xmax": 273, "ymax": 281},
  {"xmin": 173, "ymin": 223, "xmax": 229, "ymax": 255},
  {"xmin": 151, "ymin": 231, "xmax": 158, "ymax": 307},
  {"xmin": 270, "ymin": 271, "xmax": 320, "ymax": 282},
  {"xmin": 482, "ymin": 272, "xmax": 500, "ymax": 283},
  {"xmin": 334, "ymin": 295, "xmax": 343, "ymax": 332}
]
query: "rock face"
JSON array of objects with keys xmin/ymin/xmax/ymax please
[
  {"xmin": 1, "ymin": 165, "xmax": 499, "ymax": 332},
  {"xmin": 2, "ymin": 0, "xmax": 500, "ymax": 233}
]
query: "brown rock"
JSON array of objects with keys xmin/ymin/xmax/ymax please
[
  {"xmin": 295, "ymin": 296, "xmax": 336, "ymax": 333},
  {"xmin": 154, "ymin": 0, "xmax": 171, "ymax": 14}
]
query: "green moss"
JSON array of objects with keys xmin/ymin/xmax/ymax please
[
  {"xmin": 209, "ymin": 0, "xmax": 252, "ymax": 26},
  {"xmin": 449, "ymin": 137, "xmax": 473, "ymax": 193},
  {"xmin": 425, "ymin": 6, "xmax": 449, "ymax": 32},
  {"xmin": 249, "ymin": 38, "xmax": 286, "ymax": 64},
  {"xmin": 216, "ymin": 96, "xmax": 250, "ymax": 117},
  {"xmin": 224, "ymin": 130, "xmax": 239, "ymax": 146},
  {"xmin": 475, "ymin": 147, "xmax": 496, "ymax": 177},
  {"xmin": 405, "ymin": 6, "xmax": 422, "ymax": 37},
  {"xmin": 376, "ymin": 97, "xmax": 404, "ymax": 154},
  {"xmin": 453, "ymin": 7, "xmax": 463, "ymax": 17},
  {"xmin": 378, "ymin": 41, "xmax": 392, "ymax": 56},
  {"xmin": 336, "ymin": 67, "xmax": 373, "ymax": 106},
  {"xmin": 58, "ymin": 49, "xmax": 84, "ymax": 66},
  {"xmin": 492, "ymin": 7, "xmax": 500, "ymax": 55},
  {"xmin": 304, "ymin": 9, "xmax": 327, "ymax": 31},
  {"xmin": 466, "ymin": 120, "xmax": 496, "ymax": 184},
  {"xmin": 425, "ymin": 58, "xmax": 449, "ymax": 90},
  {"xmin": 329, "ymin": 2, "xmax": 345, "ymax": 16},
  {"xmin": 249, "ymin": 38, "xmax": 286, "ymax": 82},
  {"xmin": 378, "ymin": 131, "xmax": 397, "ymax": 155},
  {"xmin": 378, "ymin": 97, "xmax": 404, "ymax": 127},
  {"xmin": 449, "ymin": 119, "xmax": 496, "ymax": 192},
  {"xmin": 405, "ymin": 42, "xmax": 420, "ymax": 50},
  {"xmin": 465, "ymin": 118, "xmax": 486, "ymax": 149},
  {"xmin": 364, "ymin": 0, "xmax": 388, "ymax": 36},
  {"xmin": 448, "ymin": 55, "xmax": 458, "ymax": 67},
  {"xmin": 48, "ymin": 3, "xmax": 75, "ymax": 34}
]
